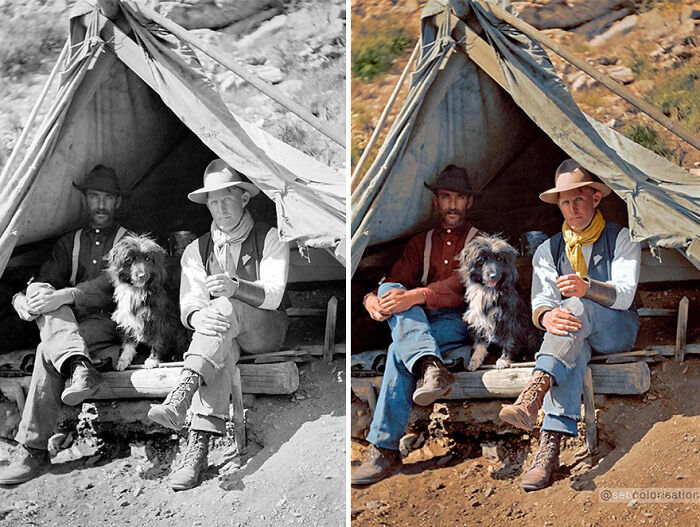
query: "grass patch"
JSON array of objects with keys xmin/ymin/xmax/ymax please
[
  {"xmin": 624, "ymin": 123, "xmax": 680, "ymax": 163},
  {"xmin": 0, "ymin": 2, "xmax": 67, "ymax": 77},
  {"xmin": 647, "ymin": 64, "xmax": 700, "ymax": 134},
  {"xmin": 351, "ymin": 17, "xmax": 412, "ymax": 81},
  {"xmin": 636, "ymin": 0, "xmax": 682, "ymax": 14},
  {"xmin": 623, "ymin": 45, "xmax": 651, "ymax": 78}
]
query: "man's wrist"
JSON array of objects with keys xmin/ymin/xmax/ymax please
[{"xmin": 411, "ymin": 288, "xmax": 427, "ymax": 306}]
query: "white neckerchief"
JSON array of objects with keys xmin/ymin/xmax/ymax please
[{"xmin": 209, "ymin": 210, "xmax": 254, "ymax": 276}]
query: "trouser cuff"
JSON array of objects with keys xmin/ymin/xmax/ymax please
[
  {"xmin": 55, "ymin": 351, "xmax": 90, "ymax": 376},
  {"xmin": 534, "ymin": 354, "xmax": 570, "ymax": 386},
  {"xmin": 190, "ymin": 414, "xmax": 226, "ymax": 436},
  {"xmin": 406, "ymin": 351, "xmax": 440, "ymax": 377},
  {"xmin": 542, "ymin": 414, "xmax": 578, "ymax": 437},
  {"xmin": 183, "ymin": 355, "xmax": 217, "ymax": 385}
]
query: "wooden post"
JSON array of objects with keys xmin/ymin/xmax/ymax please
[
  {"xmin": 230, "ymin": 365, "xmax": 246, "ymax": 454},
  {"xmin": 350, "ymin": 41, "xmax": 421, "ymax": 191},
  {"xmin": 471, "ymin": 0, "xmax": 700, "ymax": 151},
  {"xmin": 10, "ymin": 384, "xmax": 25, "ymax": 413},
  {"xmin": 582, "ymin": 367, "xmax": 596, "ymax": 454},
  {"xmin": 128, "ymin": 4, "xmax": 345, "ymax": 148},
  {"xmin": 675, "ymin": 296, "xmax": 689, "ymax": 363},
  {"xmin": 323, "ymin": 296, "xmax": 338, "ymax": 363},
  {"xmin": 366, "ymin": 384, "xmax": 378, "ymax": 417}
]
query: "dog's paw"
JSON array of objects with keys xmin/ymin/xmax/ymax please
[
  {"xmin": 144, "ymin": 357, "xmax": 160, "ymax": 369},
  {"xmin": 496, "ymin": 357, "xmax": 512, "ymax": 369},
  {"xmin": 115, "ymin": 356, "xmax": 131, "ymax": 371},
  {"xmin": 467, "ymin": 356, "xmax": 483, "ymax": 372}
]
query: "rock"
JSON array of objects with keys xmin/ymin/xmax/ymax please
[
  {"xmin": 156, "ymin": 0, "xmax": 284, "ymax": 31},
  {"xmin": 590, "ymin": 15, "xmax": 638, "ymax": 47},
  {"xmin": 365, "ymin": 501, "xmax": 389, "ymax": 513},
  {"xmin": 48, "ymin": 432, "xmax": 74, "ymax": 456},
  {"xmin": 481, "ymin": 442, "xmax": 506, "ymax": 462},
  {"xmin": 483, "ymin": 485, "xmax": 494, "ymax": 497},
  {"xmin": 689, "ymin": 9, "xmax": 700, "ymax": 20},
  {"xmin": 0, "ymin": 399, "xmax": 20, "ymax": 439},
  {"xmin": 236, "ymin": 14, "xmax": 289, "ymax": 51},
  {"xmin": 606, "ymin": 65, "xmax": 635, "ymax": 84},
  {"xmin": 676, "ymin": 469, "xmax": 691, "ymax": 479},
  {"xmin": 627, "ymin": 499, "xmax": 638, "ymax": 507},
  {"xmin": 278, "ymin": 80, "xmax": 304, "ymax": 97},
  {"xmin": 512, "ymin": 0, "xmax": 634, "ymax": 30},
  {"xmin": 670, "ymin": 45, "xmax": 694, "ymax": 60},
  {"xmin": 255, "ymin": 65, "xmax": 284, "ymax": 84},
  {"xmin": 573, "ymin": 7, "xmax": 634, "ymax": 39},
  {"xmin": 399, "ymin": 433, "xmax": 420, "ymax": 456},
  {"xmin": 430, "ymin": 481, "xmax": 445, "ymax": 491},
  {"xmin": 596, "ymin": 56, "xmax": 619, "ymax": 66}
]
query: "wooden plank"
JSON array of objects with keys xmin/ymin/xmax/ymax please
[
  {"xmin": 285, "ymin": 307, "xmax": 326, "ymax": 317},
  {"xmin": 351, "ymin": 362, "xmax": 651, "ymax": 400},
  {"xmin": 230, "ymin": 366, "xmax": 246, "ymax": 453},
  {"xmin": 686, "ymin": 238, "xmax": 700, "ymax": 271},
  {"xmin": 0, "ymin": 362, "xmax": 299, "ymax": 402},
  {"xmin": 675, "ymin": 296, "xmax": 689, "ymax": 363},
  {"xmin": 323, "ymin": 296, "xmax": 338, "ymax": 363},
  {"xmin": 639, "ymin": 247, "xmax": 700, "ymax": 283},
  {"xmin": 638, "ymin": 308, "xmax": 676, "ymax": 317},
  {"xmin": 288, "ymin": 247, "xmax": 345, "ymax": 283},
  {"xmin": 582, "ymin": 368, "xmax": 596, "ymax": 454}
]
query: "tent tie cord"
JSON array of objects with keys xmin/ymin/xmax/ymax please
[{"xmin": 61, "ymin": 5, "xmax": 109, "ymax": 78}]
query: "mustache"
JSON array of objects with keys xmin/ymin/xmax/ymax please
[
  {"xmin": 442, "ymin": 209, "xmax": 461, "ymax": 216},
  {"xmin": 91, "ymin": 209, "xmax": 109, "ymax": 215}
]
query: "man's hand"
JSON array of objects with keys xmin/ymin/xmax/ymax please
[
  {"xmin": 190, "ymin": 307, "xmax": 231, "ymax": 337},
  {"xmin": 556, "ymin": 274, "xmax": 589, "ymax": 298},
  {"xmin": 12, "ymin": 293, "xmax": 39, "ymax": 321},
  {"xmin": 541, "ymin": 307, "xmax": 582, "ymax": 336},
  {"xmin": 377, "ymin": 288, "xmax": 424, "ymax": 316},
  {"xmin": 205, "ymin": 274, "xmax": 238, "ymax": 298},
  {"xmin": 364, "ymin": 294, "xmax": 391, "ymax": 322},
  {"xmin": 25, "ymin": 285, "xmax": 72, "ymax": 315}
]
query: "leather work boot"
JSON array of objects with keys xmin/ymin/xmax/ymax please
[
  {"xmin": 0, "ymin": 445, "xmax": 51, "ymax": 485},
  {"xmin": 148, "ymin": 369, "xmax": 201, "ymax": 430},
  {"xmin": 169, "ymin": 430, "xmax": 210, "ymax": 491},
  {"xmin": 521, "ymin": 430, "xmax": 562, "ymax": 491},
  {"xmin": 498, "ymin": 370, "xmax": 552, "ymax": 431},
  {"xmin": 351, "ymin": 444, "xmax": 402, "ymax": 486},
  {"xmin": 412, "ymin": 357, "xmax": 456, "ymax": 406},
  {"xmin": 61, "ymin": 358, "xmax": 103, "ymax": 406}
]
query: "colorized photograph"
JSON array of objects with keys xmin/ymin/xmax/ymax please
[
  {"xmin": 0, "ymin": 0, "xmax": 346, "ymax": 525},
  {"xmin": 351, "ymin": 0, "xmax": 699, "ymax": 525}
]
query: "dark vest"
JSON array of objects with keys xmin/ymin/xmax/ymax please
[
  {"xmin": 550, "ymin": 221, "xmax": 635, "ymax": 311},
  {"xmin": 197, "ymin": 223, "xmax": 290, "ymax": 308}
]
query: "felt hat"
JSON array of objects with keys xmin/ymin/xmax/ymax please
[
  {"xmin": 423, "ymin": 164, "xmax": 475, "ymax": 196},
  {"xmin": 72, "ymin": 165, "xmax": 124, "ymax": 196},
  {"xmin": 539, "ymin": 159, "xmax": 611, "ymax": 204},
  {"xmin": 187, "ymin": 159, "xmax": 260, "ymax": 204}
]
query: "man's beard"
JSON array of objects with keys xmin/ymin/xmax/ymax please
[
  {"xmin": 89, "ymin": 209, "xmax": 114, "ymax": 227},
  {"xmin": 440, "ymin": 208, "xmax": 466, "ymax": 227}
]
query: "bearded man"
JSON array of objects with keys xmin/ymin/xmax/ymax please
[{"xmin": 352, "ymin": 165, "xmax": 485, "ymax": 485}]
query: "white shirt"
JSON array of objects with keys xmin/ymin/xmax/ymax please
[
  {"xmin": 531, "ymin": 226, "xmax": 641, "ymax": 312},
  {"xmin": 179, "ymin": 227, "xmax": 289, "ymax": 328}
]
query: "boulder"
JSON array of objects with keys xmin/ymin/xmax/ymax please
[
  {"xmin": 512, "ymin": 0, "xmax": 634, "ymax": 30},
  {"xmin": 606, "ymin": 65, "xmax": 635, "ymax": 84},
  {"xmin": 157, "ymin": 0, "xmax": 284, "ymax": 31},
  {"xmin": 589, "ymin": 14, "xmax": 638, "ymax": 47}
]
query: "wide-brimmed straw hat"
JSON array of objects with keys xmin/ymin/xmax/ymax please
[
  {"xmin": 424, "ymin": 164, "xmax": 475, "ymax": 196},
  {"xmin": 187, "ymin": 159, "xmax": 260, "ymax": 204},
  {"xmin": 72, "ymin": 165, "xmax": 124, "ymax": 196},
  {"xmin": 539, "ymin": 159, "xmax": 611, "ymax": 204}
]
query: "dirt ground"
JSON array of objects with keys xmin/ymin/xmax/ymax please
[
  {"xmin": 351, "ymin": 286, "xmax": 700, "ymax": 526},
  {"xmin": 0, "ymin": 357, "xmax": 346, "ymax": 527}
]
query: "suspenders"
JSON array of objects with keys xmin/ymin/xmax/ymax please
[
  {"xmin": 69, "ymin": 226, "xmax": 127, "ymax": 286},
  {"xmin": 420, "ymin": 226, "xmax": 478, "ymax": 286}
]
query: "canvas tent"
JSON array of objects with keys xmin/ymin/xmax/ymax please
[
  {"xmin": 0, "ymin": 0, "xmax": 346, "ymax": 277},
  {"xmin": 351, "ymin": 0, "xmax": 700, "ymax": 275}
]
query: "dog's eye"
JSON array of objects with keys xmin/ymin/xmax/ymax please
[
  {"xmin": 124, "ymin": 257, "xmax": 132, "ymax": 263},
  {"xmin": 144, "ymin": 256, "xmax": 151, "ymax": 262}
]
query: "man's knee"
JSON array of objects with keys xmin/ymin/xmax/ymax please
[{"xmin": 377, "ymin": 282, "xmax": 406, "ymax": 296}]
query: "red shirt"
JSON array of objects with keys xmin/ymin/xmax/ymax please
[{"xmin": 379, "ymin": 222, "xmax": 482, "ymax": 310}]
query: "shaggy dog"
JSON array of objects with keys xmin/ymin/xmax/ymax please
[
  {"xmin": 456, "ymin": 234, "xmax": 541, "ymax": 371},
  {"xmin": 106, "ymin": 234, "xmax": 186, "ymax": 371}
]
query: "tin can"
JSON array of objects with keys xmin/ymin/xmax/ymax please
[
  {"xmin": 168, "ymin": 231, "xmax": 197, "ymax": 257},
  {"xmin": 520, "ymin": 230, "xmax": 548, "ymax": 256}
]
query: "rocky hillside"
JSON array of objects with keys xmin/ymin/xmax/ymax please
[
  {"xmin": 351, "ymin": 0, "xmax": 700, "ymax": 172},
  {"xmin": 0, "ymin": 0, "xmax": 345, "ymax": 170}
]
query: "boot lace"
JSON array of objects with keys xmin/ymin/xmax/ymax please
[
  {"xmin": 532, "ymin": 432, "xmax": 559, "ymax": 469},
  {"xmin": 182, "ymin": 432, "xmax": 208, "ymax": 469},
  {"xmin": 165, "ymin": 371, "xmax": 199, "ymax": 406},
  {"xmin": 518, "ymin": 373, "xmax": 549, "ymax": 408}
]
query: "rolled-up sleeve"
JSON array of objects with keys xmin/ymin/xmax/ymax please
[
  {"xmin": 258, "ymin": 228, "xmax": 289, "ymax": 310},
  {"xmin": 179, "ymin": 241, "xmax": 210, "ymax": 329},
  {"xmin": 609, "ymin": 228, "xmax": 641, "ymax": 310}
]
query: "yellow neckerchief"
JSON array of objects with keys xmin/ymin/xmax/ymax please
[{"xmin": 562, "ymin": 209, "xmax": 605, "ymax": 277}]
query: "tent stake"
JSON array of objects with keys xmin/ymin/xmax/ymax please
[
  {"xmin": 474, "ymin": 0, "xmax": 700, "ymax": 152},
  {"xmin": 141, "ymin": 6, "xmax": 345, "ymax": 148},
  {"xmin": 351, "ymin": 40, "xmax": 420, "ymax": 192}
]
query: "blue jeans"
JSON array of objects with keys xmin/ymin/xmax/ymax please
[
  {"xmin": 366, "ymin": 282, "xmax": 472, "ymax": 450},
  {"xmin": 534, "ymin": 297, "xmax": 639, "ymax": 436}
]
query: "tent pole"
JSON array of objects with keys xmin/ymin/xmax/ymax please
[
  {"xmin": 351, "ymin": 41, "xmax": 420, "ymax": 192},
  {"xmin": 140, "ymin": 7, "xmax": 345, "ymax": 148},
  {"xmin": 474, "ymin": 0, "xmax": 700, "ymax": 153},
  {"xmin": 0, "ymin": 40, "xmax": 68, "ymax": 183}
]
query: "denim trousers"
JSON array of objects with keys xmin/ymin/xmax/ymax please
[
  {"xmin": 182, "ymin": 297, "xmax": 288, "ymax": 435},
  {"xmin": 534, "ymin": 297, "xmax": 639, "ymax": 436},
  {"xmin": 15, "ymin": 306, "xmax": 120, "ymax": 450},
  {"xmin": 366, "ymin": 282, "xmax": 472, "ymax": 450}
]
